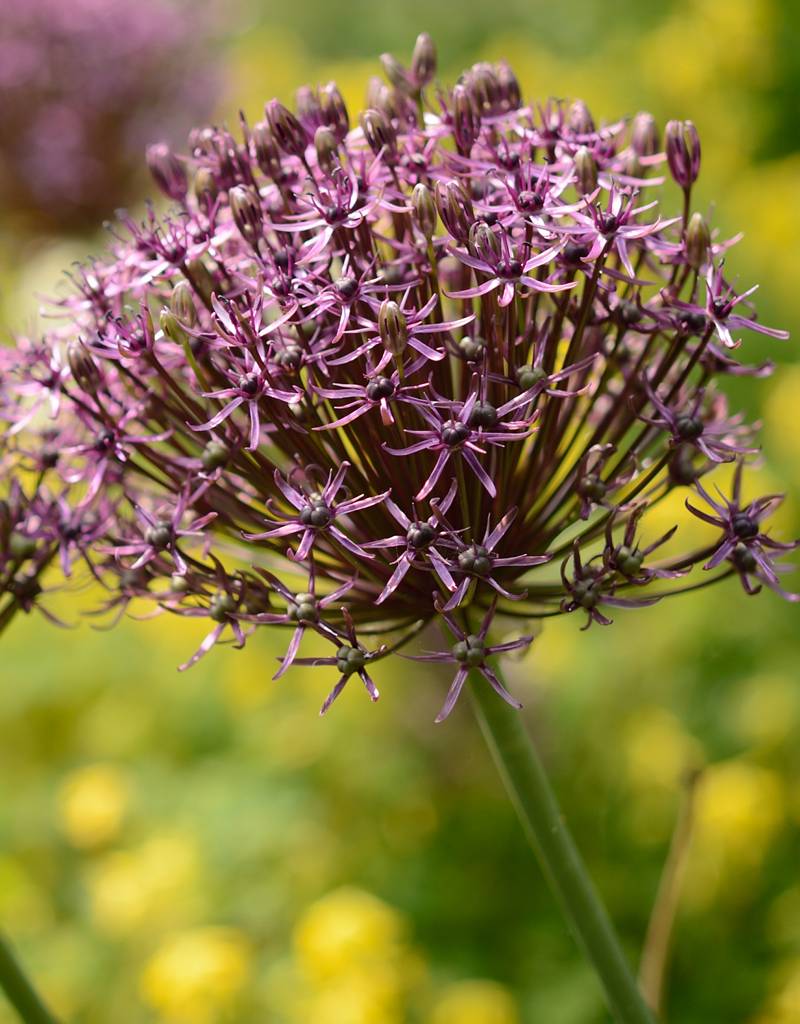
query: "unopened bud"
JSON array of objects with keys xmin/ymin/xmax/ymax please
[
  {"xmin": 320, "ymin": 82, "xmax": 349, "ymax": 142},
  {"xmin": 265, "ymin": 99, "xmax": 308, "ymax": 159},
  {"xmin": 464, "ymin": 62, "xmax": 500, "ymax": 115},
  {"xmin": 378, "ymin": 300, "xmax": 408, "ymax": 356},
  {"xmin": 380, "ymin": 52, "xmax": 410, "ymax": 93},
  {"xmin": 314, "ymin": 126, "xmax": 339, "ymax": 174},
  {"xmin": 411, "ymin": 183, "xmax": 437, "ymax": 240},
  {"xmin": 170, "ymin": 281, "xmax": 198, "ymax": 328},
  {"xmin": 366, "ymin": 76, "xmax": 388, "ymax": 111},
  {"xmin": 452, "ymin": 84, "xmax": 480, "ymax": 154},
  {"xmin": 360, "ymin": 108, "xmax": 397, "ymax": 158},
  {"xmin": 411, "ymin": 33, "xmax": 437, "ymax": 88},
  {"xmin": 495, "ymin": 61, "xmax": 521, "ymax": 111},
  {"xmin": 686, "ymin": 212, "xmax": 711, "ymax": 270},
  {"xmin": 295, "ymin": 85, "xmax": 322, "ymax": 131},
  {"xmin": 251, "ymin": 121, "xmax": 282, "ymax": 178},
  {"xmin": 631, "ymin": 111, "xmax": 659, "ymax": 157},
  {"xmin": 193, "ymin": 166, "xmax": 218, "ymax": 210},
  {"xmin": 67, "ymin": 339, "xmax": 101, "ymax": 394},
  {"xmin": 469, "ymin": 221, "xmax": 500, "ymax": 263},
  {"xmin": 665, "ymin": 119, "xmax": 701, "ymax": 189},
  {"xmin": 160, "ymin": 308, "xmax": 186, "ymax": 345},
  {"xmin": 8, "ymin": 532, "xmax": 36, "ymax": 561},
  {"xmin": 229, "ymin": 185, "xmax": 263, "ymax": 244},
  {"xmin": 569, "ymin": 99, "xmax": 595, "ymax": 135},
  {"xmin": 574, "ymin": 146, "xmax": 598, "ymax": 195},
  {"xmin": 435, "ymin": 179, "xmax": 474, "ymax": 242},
  {"xmin": 201, "ymin": 439, "xmax": 229, "ymax": 472},
  {"xmin": 146, "ymin": 143, "xmax": 187, "ymax": 201}
]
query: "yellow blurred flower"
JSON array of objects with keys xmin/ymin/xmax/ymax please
[
  {"xmin": 301, "ymin": 969, "xmax": 408, "ymax": 1024},
  {"xmin": 685, "ymin": 759, "xmax": 785, "ymax": 909},
  {"xmin": 623, "ymin": 707, "xmax": 701, "ymax": 791},
  {"xmin": 140, "ymin": 926, "xmax": 252, "ymax": 1024},
  {"xmin": 294, "ymin": 887, "xmax": 408, "ymax": 983},
  {"xmin": 290, "ymin": 888, "xmax": 422, "ymax": 1024},
  {"xmin": 57, "ymin": 763, "xmax": 130, "ymax": 849},
  {"xmin": 730, "ymin": 673, "xmax": 798, "ymax": 748},
  {"xmin": 429, "ymin": 979, "xmax": 520, "ymax": 1024},
  {"xmin": 88, "ymin": 832, "xmax": 203, "ymax": 936}
]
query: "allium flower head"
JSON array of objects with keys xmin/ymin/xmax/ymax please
[
  {"xmin": 1, "ymin": 37, "xmax": 796, "ymax": 721},
  {"xmin": 0, "ymin": 0, "xmax": 221, "ymax": 231}
]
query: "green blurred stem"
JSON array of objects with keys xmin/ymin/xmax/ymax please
[
  {"xmin": 469, "ymin": 674, "xmax": 657, "ymax": 1024},
  {"xmin": 0, "ymin": 932, "xmax": 59, "ymax": 1024}
]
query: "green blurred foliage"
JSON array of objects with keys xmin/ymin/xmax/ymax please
[{"xmin": 1, "ymin": 1, "xmax": 799, "ymax": 1022}]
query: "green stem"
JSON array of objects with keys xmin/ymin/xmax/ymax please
[
  {"xmin": 469, "ymin": 675, "xmax": 657, "ymax": 1024},
  {"xmin": 0, "ymin": 932, "xmax": 59, "ymax": 1024}
]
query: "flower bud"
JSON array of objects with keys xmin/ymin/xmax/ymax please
[
  {"xmin": 411, "ymin": 33, "xmax": 437, "ymax": 88},
  {"xmin": 295, "ymin": 85, "xmax": 322, "ymax": 131},
  {"xmin": 631, "ymin": 111, "xmax": 659, "ymax": 157},
  {"xmin": 193, "ymin": 166, "xmax": 218, "ymax": 210},
  {"xmin": 468, "ymin": 221, "xmax": 500, "ymax": 263},
  {"xmin": 146, "ymin": 143, "xmax": 187, "ymax": 201},
  {"xmin": 365, "ymin": 76, "xmax": 388, "ymax": 111},
  {"xmin": 411, "ymin": 183, "xmax": 437, "ymax": 241},
  {"xmin": 229, "ymin": 185, "xmax": 263, "ymax": 244},
  {"xmin": 8, "ymin": 532, "xmax": 36, "ymax": 561},
  {"xmin": 265, "ymin": 99, "xmax": 308, "ymax": 159},
  {"xmin": 314, "ymin": 126, "xmax": 339, "ymax": 174},
  {"xmin": 495, "ymin": 61, "xmax": 521, "ymax": 111},
  {"xmin": 251, "ymin": 121, "xmax": 282, "ymax": 179},
  {"xmin": 574, "ymin": 146, "xmax": 598, "ymax": 195},
  {"xmin": 378, "ymin": 300, "xmax": 408, "ymax": 356},
  {"xmin": 435, "ymin": 179, "xmax": 474, "ymax": 242},
  {"xmin": 320, "ymin": 82, "xmax": 350, "ymax": 142},
  {"xmin": 665, "ymin": 119, "xmax": 701, "ymax": 189},
  {"xmin": 201, "ymin": 439, "xmax": 229, "ymax": 472},
  {"xmin": 464, "ymin": 62, "xmax": 500, "ymax": 116},
  {"xmin": 360, "ymin": 108, "xmax": 397, "ymax": 158},
  {"xmin": 170, "ymin": 281, "xmax": 198, "ymax": 328},
  {"xmin": 452, "ymin": 84, "xmax": 480, "ymax": 154},
  {"xmin": 686, "ymin": 212, "xmax": 711, "ymax": 270},
  {"xmin": 67, "ymin": 339, "xmax": 101, "ymax": 394},
  {"xmin": 569, "ymin": 99, "xmax": 595, "ymax": 135},
  {"xmin": 380, "ymin": 52, "xmax": 410, "ymax": 93},
  {"xmin": 160, "ymin": 308, "xmax": 186, "ymax": 345}
]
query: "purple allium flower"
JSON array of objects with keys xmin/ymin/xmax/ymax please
[
  {"xmin": 0, "ymin": 0, "xmax": 222, "ymax": 232},
  {"xmin": 0, "ymin": 39, "xmax": 796, "ymax": 721}
]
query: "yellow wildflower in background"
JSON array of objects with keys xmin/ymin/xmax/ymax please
[
  {"xmin": 140, "ymin": 926, "xmax": 252, "ymax": 1024},
  {"xmin": 685, "ymin": 759, "xmax": 785, "ymax": 909},
  {"xmin": 294, "ymin": 887, "xmax": 407, "ymax": 982},
  {"xmin": 57, "ymin": 763, "xmax": 130, "ymax": 849},
  {"xmin": 429, "ymin": 979, "xmax": 520, "ymax": 1024},
  {"xmin": 88, "ymin": 832, "xmax": 203, "ymax": 936},
  {"xmin": 291, "ymin": 887, "xmax": 421, "ymax": 1024}
]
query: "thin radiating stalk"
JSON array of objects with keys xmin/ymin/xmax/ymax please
[
  {"xmin": 0, "ymin": 932, "xmax": 59, "ymax": 1024},
  {"xmin": 469, "ymin": 673, "xmax": 656, "ymax": 1024}
]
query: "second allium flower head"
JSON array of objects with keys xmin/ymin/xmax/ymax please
[{"xmin": 1, "ymin": 35, "xmax": 796, "ymax": 720}]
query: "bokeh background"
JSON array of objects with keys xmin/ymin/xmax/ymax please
[{"xmin": 1, "ymin": 1, "xmax": 799, "ymax": 1021}]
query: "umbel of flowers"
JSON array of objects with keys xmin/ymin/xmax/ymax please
[{"xmin": 1, "ymin": 35, "xmax": 796, "ymax": 722}]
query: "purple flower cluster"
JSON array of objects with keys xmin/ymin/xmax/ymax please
[
  {"xmin": 0, "ymin": 0, "xmax": 221, "ymax": 232},
  {"xmin": 1, "ymin": 38, "xmax": 796, "ymax": 720}
]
